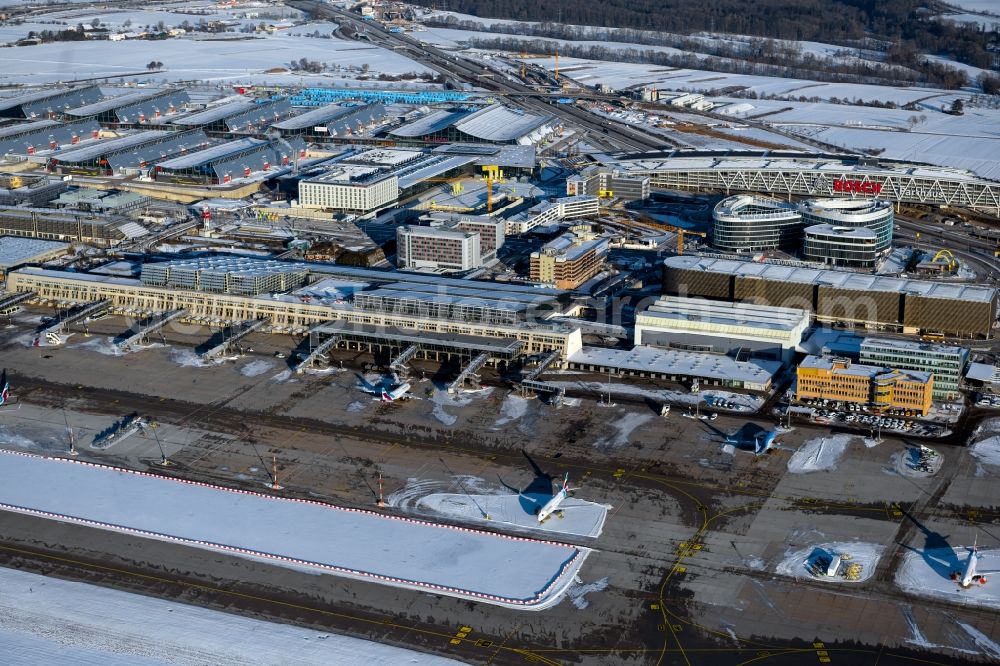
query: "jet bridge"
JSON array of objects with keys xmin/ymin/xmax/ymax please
[
  {"xmin": 0, "ymin": 290, "xmax": 35, "ymax": 314},
  {"xmin": 295, "ymin": 326, "xmax": 342, "ymax": 373},
  {"xmin": 448, "ymin": 352, "xmax": 489, "ymax": 393},
  {"xmin": 201, "ymin": 318, "xmax": 268, "ymax": 359},
  {"xmin": 389, "ymin": 344, "xmax": 419, "ymax": 379},
  {"xmin": 116, "ymin": 309, "xmax": 187, "ymax": 350},
  {"xmin": 40, "ymin": 299, "xmax": 111, "ymax": 337}
]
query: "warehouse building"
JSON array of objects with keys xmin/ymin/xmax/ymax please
[
  {"xmin": 153, "ymin": 136, "xmax": 306, "ymax": 184},
  {"xmin": 47, "ymin": 129, "xmax": 210, "ymax": 175},
  {"xmin": 859, "ymin": 337, "xmax": 968, "ymax": 401},
  {"xmin": 0, "ymin": 86, "xmax": 102, "ymax": 119},
  {"xmin": 711, "ymin": 195, "xmax": 802, "ymax": 253},
  {"xmin": 171, "ymin": 97, "xmax": 291, "ymax": 134},
  {"xmin": 0, "ymin": 118, "xmax": 101, "ymax": 156},
  {"xmin": 390, "ymin": 104, "xmax": 554, "ymax": 145},
  {"xmin": 529, "ymin": 225, "xmax": 609, "ymax": 290},
  {"xmin": 635, "ymin": 295, "xmax": 810, "ymax": 364},
  {"xmin": 566, "ymin": 345, "xmax": 780, "ymax": 391},
  {"xmin": 271, "ymin": 103, "xmax": 388, "ymax": 141},
  {"xmin": 298, "ymin": 166, "xmax": 398, "ymax": 213},
  {"xmin": 65, "ymin": 88, "xmax": 190, "ymax": 127},
  {"xmin": 0, "ymin": 207, "xmax": 148, "ymax": 246},
  {"xmin": 796, "ymin": 355, "xmax": 934, "ymax": 415},
  {"xmin": 802, "ymin": 225, "xmax": 879, "ymax": 268},
  {"xmin": 396, "ymin": 224, "xmax": 482, "ymax": 272},
  {"xmin": 663, "ymin": 255, "xmax": 998, "ymax": 338}
]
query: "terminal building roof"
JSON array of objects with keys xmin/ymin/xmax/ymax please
[
  {"xmin": 155, "ymin": 137, "xmax": 268, "ymax": 170},
  {"xmin": 569, "ymin": 344, "xmax": 781, "ymax": 386},
  {"xmin": 664, "ymin": 255, "xmax": 997, "ymax": 303},
  {"xmin": 639, "ymin": 296, "xmax": 809, "ymax": 333},
  {"xmin": 0, "ymin": 236, "xmax": 68, "ymax": 269}
]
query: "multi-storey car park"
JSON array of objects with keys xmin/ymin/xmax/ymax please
[
  {"xmin": 606, "ymin": 150, "xmax": 1000, "ymax": 214},
  {"xmin": 662, "ymin": 255, "xmax": 998, "ymax": 338},
  {"xmin": 0, "ymin": 207, "xmax": 149, "ymax": 246},
  {"xmin": 711, "ymin": 195, "xmax": 802, "ymax": 252}
]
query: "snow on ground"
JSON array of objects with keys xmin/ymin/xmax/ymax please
[
  {"xmin": 897, "ymin": 546, "xmax": 1000, "ymax": 611},
  {"xmin": 0, "ymin": 451, "xmax": 589, "ymax": 609},
  {"xmin": 429, "ymin": 388, "xmax": 492, "ymax": 426},
  {"xmin": 493, "ymin": 393, "xmax": 530, "ymax": 428},
  {"xmin": 238, "ymin": 359, "xmax": 273, "ymax": 377},
  {"xmin": 594, "ymin": 412, "xmax": 652, "ymax": 450},
  {"xmin": 564, "ymin": 577, "xmax": 609, "ymax": 609},
  {"xmin": 169, "ymin": 347, "xmax": 221, "ymax": 368},
  {"xmin": 886, "ymin": 446, "xmax": 944, "ymax": 478},
  {"xmin": 776, "ymin": 541, "xmax": 884, "ymax": 583},
  {"xmin": 68, "ymin": 336, "xmax": 161, "ymax": 357},
  {"xmin": 969, "ymin": 435, "xmax": 1000, "ymax": 467},
  {"xmin": 0, "ymin": 32, "xmax": 430, "ymax": 85},
  {"xmin": 787, "ymin": 434, "xmax": 859, "ymax": 474},
  {"xmin": 956, "ymin": 622, "xmax": 1000, "ymax": 660},
  {"xmin": 0, "ymin": 566, "xmax": 463, "ymax": 666}
]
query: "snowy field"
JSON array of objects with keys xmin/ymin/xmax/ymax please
[
  {"xmin": 0, "ymin": 33, "xmax": 430, "ymax": 85},
  {"xmin": 775, "ymin": 541, "xmax": 884, "ymax": 583},
  {"xmin": 0, "ymin": 451, "xmax": 590, "ymax": 610},
  {"xmin": 787, "ymin": 434, "xmax": 860, "ymax": 474},
  {"xmin": 0, "ymin": 566, "xmax": 463, "ymax": 666},
  {"xmin": 897, "ymin": 547, "xmax": 1000, "ymax": 611}
]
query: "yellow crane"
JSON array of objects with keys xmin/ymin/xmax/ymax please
[{"xmin": 482, "ymin": 165, "xmax": 504, "ymax": 213}]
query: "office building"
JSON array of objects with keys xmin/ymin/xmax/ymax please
[
  {"xmin": 802, "ymin": 224, "xmax": 879, "ymax": 268},
  {"xmin": 859, "ymin": 337, "xmax": 968, "ymax": 401},
  {"xmin": 796, "ymin": 355, "xmax": 933, "ymax": 415},
  {"xmin": 711, "ymin": 195, "xmax": 802, "ymax": 252},
  {"xmin": 298, "ymin": 167, "xmax": 398, "ymax": 213},
  {"xmin": 529, "ymin": 225, "xmax": 608, "ymax": 289},
  {"xmin": 396, "ymin": 224, "xmax": 482, "ymax": 272}
]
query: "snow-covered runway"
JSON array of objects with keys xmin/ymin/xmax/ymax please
[{"xmin": 0, "ymin": 451, "xmax": 590, "ymax": 610}]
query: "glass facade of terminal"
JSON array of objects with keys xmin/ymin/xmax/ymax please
[{"xmin": 799, "ymin": 199, "xmax": 894, "ymax": 252}]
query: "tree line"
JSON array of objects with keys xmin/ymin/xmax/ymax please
[{"xmin": 415, "ymin": 0, "xmax": 997, "ymax": 76}]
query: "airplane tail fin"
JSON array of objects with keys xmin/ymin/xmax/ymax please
[
  {"xmin": 0, "ymin": 368, "xmax": 7, "ymax": 406},
  {"xmin": 381, "ymin": 389, "xmax": 393, "ymax": 402},
  {"xmin": 562, "ymin": 472, "xmax": 572, "ymax": 493}
]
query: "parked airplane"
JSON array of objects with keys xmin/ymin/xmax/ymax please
[
  {"xmin": 356, "ymin": 374, "xmax": 415, "ymax": 402},
  {"xmin": 536, "ymin": 473, "xmax": 575, "ymax": 523},
  {"xmin": 953, "ymin": 536, "xmax": 998, "ymax": 587},
  {"xmin": 754, "ymin": 430, "xmax": 780, "ymax": 456}
]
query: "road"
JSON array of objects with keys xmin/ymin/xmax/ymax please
[{"xmin": 287, "ymin": 0, "xmax": 671, "ymax": 152}]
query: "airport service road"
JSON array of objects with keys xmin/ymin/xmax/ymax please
[{"xmin": 0, "ymin": 451, "xmax": 588, "ymax": 610}]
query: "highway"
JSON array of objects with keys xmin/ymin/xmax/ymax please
[{"xmin": 287, "ymin": 0, "xmax": 671, "ymax": 152}]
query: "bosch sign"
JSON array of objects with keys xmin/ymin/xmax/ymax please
[{"xmin": 833, "ymin": 179, "xmax": 882, "ymax": 194}]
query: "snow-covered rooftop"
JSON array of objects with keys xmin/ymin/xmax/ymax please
[
  {"xmin": 0, "ymin": 236, "xmax": 68, "ymax": 268},
  {"xmin": 568, "ymin": 344, "xmax": 781, "ymax": 385}
]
